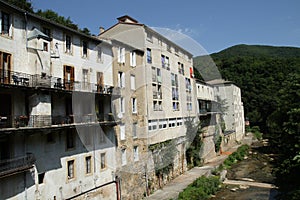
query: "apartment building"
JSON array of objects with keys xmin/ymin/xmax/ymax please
[
  {"xmin": 0, "ymin": 1, "xmax": 118, "ymax": 199},
  {"xmin": 195, "ymin": 80, "xmax": 222, "ymax": 161},
  {"xmin": 100, "ymin": 15, "xmax": 197, "ymax": 199},
  {"xmin": 207, "ymin": 79, "xmax": 245, "ymax": 142}
]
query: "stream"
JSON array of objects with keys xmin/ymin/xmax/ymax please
[{"xmin": 210, "ymin": 140, "xmax": 279, "ymax": 200}]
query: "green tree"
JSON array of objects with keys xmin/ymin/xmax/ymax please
[{"xmin": 3, "ymin": 0, "xmax": 33, "ymax": 12}]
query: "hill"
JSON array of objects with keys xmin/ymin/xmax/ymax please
[{"xmin": 194, "ymin": 44, "xmax": 300, "ymax": 198}]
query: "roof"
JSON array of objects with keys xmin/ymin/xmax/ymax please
[
  {"xmin": 27, "ymin": 27, "xmax": 52, "ymax": 41},
  {"xmin": 100, "ymin": 15, "xmax": 193, "ymax": 57},
  {"xmin": 0, "ymin": 0, "xmax": 104, "ymax": 43}
]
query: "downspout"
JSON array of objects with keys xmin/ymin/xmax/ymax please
[{"xmin": 24, "ymin": 12, "xmax": 28, "ymax": 49}]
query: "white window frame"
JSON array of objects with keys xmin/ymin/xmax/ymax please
[
  {"xmin": 121, "ymin": 149, "xmax": 127, "ymax": 166},
  {"xmin": 133, "ymin": 146, "xmax": 139, "ymax": 161},
  {"xmin": 118, "ymin": 47, "xmax": 125, "ymax": 63},
  {"xmin": 132, "ymin": 98, "xmax": 137, "ymax": 113},
  {"xmin": 130, "ymin": 51, "xmax": 136, "ymax": 67},
  {"xmin": 120, "ymin": 124, "xmax": 125, "ymax": 140},
  {"xmin": 130, "ymin": 75, "xmax": 136, "ymax": 90},
  {"xmin": 118, "ymin": 72, "xmax": 125, "ymax": 88},
  {"xmin": 120, "ymin": 97, "xmax": 125, "ymax": 113}
]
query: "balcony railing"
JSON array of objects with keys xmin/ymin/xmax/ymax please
[
  {"xmin": 0, "ymin": 113, "xmax": 116, "ymax": 129},
  {"xmin": 0, "ymin": 153, "xmax": 35, "ymax": 178},
  {"xmin": 0, "ymin": 69, "xmax": 114, "ymax": 94}
]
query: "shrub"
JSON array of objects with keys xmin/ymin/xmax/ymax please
[{"xmin": 178, "ymin": 176, "xmax": 221, "ymax": 200}]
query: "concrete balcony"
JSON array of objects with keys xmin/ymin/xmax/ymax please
[{"xmin": 0, "ymin": 153, "xmax": 36, "ymax": 178}]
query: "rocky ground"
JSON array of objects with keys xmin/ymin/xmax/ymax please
[{"xmin": 210, "ymin": 140, "xmax": 279, "ymax": 200}]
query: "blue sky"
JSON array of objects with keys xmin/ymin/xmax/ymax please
[{"xmin": 31, "ymin": 0, "xmax": 300, "ymax": 55}]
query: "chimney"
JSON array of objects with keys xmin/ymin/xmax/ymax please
[{"xmin": 99, "ymin": 27, "xmax": 105, "ymax": 34}]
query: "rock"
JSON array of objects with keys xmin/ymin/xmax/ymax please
[
  {"xmin": 230, "ymin": 187, "xmax": 239, "ymax": 192},
  {"xmin": 239, "ymin": 185, "xmax": 249, "ymax": 189},
  {"xmin": 220, "ymin": 170, "xmax": 227, "ymax": 182}
]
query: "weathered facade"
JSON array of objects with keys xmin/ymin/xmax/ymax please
[
  {"xmin": 0, "ymin": 1, "xmax": 246, "ymax": 199},
  {"xmin": 207, "ymin": 79, "xmax": 245, "ymax": 143},
  {"xmin": 100, "ymin": 15, "xmax": 198, "ymax": 199},
  {"xmin": 0, "ymin": 1, "xmax": 118, "ymax": 199}
]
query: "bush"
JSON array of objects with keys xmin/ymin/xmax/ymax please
[
  {"xmin": 222, "ymin": 145, "xmax": 249, "ymax": 169},
  {"xmin": 178, "ymin": 176, "xmax": 221, "ymax": 200}
]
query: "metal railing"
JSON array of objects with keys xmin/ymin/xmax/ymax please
[
  {"xmin": 0, "ymin": 113, "xmax": 115, "ymax": 129},
  {"xmin": 0, "ymin": 69, "xmax": 114, "ymax": 94},
  {"xmin": 0, "ymin": 153, "xmax": 36, "ymax": 176}
]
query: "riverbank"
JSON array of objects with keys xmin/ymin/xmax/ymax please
[
  {"xmin": 210, "ymin": 139, "xmax": 279, "ymax": 200},
  {"xmin": 145, "ymin": 134, "xmax": 253, "ymax": 200}
]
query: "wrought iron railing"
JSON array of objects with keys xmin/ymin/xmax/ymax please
[
  {"xmin": 0, "ymin": 69, "xmax": 114, "ymax": 94},
  {"xmin": 0, "ymin": 113, "xmax": 115, "ymax": 129},
  {"xmin": 0, "ymin": 153, "xmax": 36, "ymax": 177}
]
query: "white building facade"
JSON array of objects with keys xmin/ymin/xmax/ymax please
[{"xmin": 0, "ymin": 1, "xmax": 118, "ymax": 199}]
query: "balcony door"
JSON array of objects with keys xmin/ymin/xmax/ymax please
[
  {"xmin": 0, "ymin": 94, "xmax": 11, "ymax": 128},
  {"xmin": 0, "ymin": 136, "xmax": 10, "ymax": 160},
  {"xmin": 0, "ymin": 52, "xmax": 11, "ymax": 84},
  {"xmin": 64, "ymin": 65, "xmax": 74, "ymax": 90}
]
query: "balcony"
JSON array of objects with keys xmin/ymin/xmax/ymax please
[
  {"xmin": 153, "ymin": 91, "xmax": 162, "ymax": 99},
  {"xmin": 0, "ymin": 69, "xmax": 114, "ymax": 95},
  {"xmin": 0, "ymin": 113, "xmax": 116, "ymax": 130},
  {"xmin": 0, "ymin": 153, "xmax": 35, "ymax": 178}
]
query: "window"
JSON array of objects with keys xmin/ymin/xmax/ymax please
[
  {"xmin": 82, "ymin": 69, "xmax": 89, "ymax": 90},
  {"xmin": 82, "ymin": 40, "xmax": 88, "ymax": 58},
  {"xmin": 118, "ymin": 72, "xmax": 125, "ymax": 88},
  {"xmin": 148, "ymin": 120, "xmax": 158, "ymax": 131},
  {"xmin": 132, "ymin": 123, "xmax": 137, "ymax": 138},
  {"xmin": 133, "ymin": 146, "xmax": 139, "ymax": 161},
  {"xmin": 120, "ymin": 97, "xmax": 125, "ymax": 113},
  {"xmin": 178, "ymin": 62, "xmax": 184, "ymax": 75},
  {"xmin": 97, "ymin": 47, "xmax": 103, "ymax": 62},
  {"xmin": 185, "ymin": 78, "xmax": 191, "ymax": 91},
  {"xmin": 173, "ymin": 102, "xmax": 180, "ymax": 111},
  {"xmin": 64, "ymin": 65, "xmax": 74, "ymax": 90},
  {"xmin": 118, "ymin": 47, "xmax": 125, "ymax": 63},
  {"xmin": 100, "ymin": 153, "xmax": 106, "ymax": 169},
  {"xmin": 130, "ymin": 75, "xmax": 135, "ymax": 90},
  {"xmin": 169, "ymin": 118, "xmax": 176, "ymax": 127},
  {"xmin": 132, "ymin": 98, "xmax": 137, "ymax": 113},
  {"xmin": 130, "ymin": 51, "xmax": 136, "ymax": 67},
  {"xmin": 153, "ymin": 100, "xmax": 162, "ymax": 111},
  {"xmin": 161, "ymin": 55, "xmax": 169, "ymax": 68},
  {"xmin": 171, "ymin": 73, "xmax": 179, "ymax": 111},
  {"xmin": 167, "ymin": 44, "xmax": 171, "ymax": 52},
  {"xmin": 66, "ymin": 130, "xmax": 75, "ymax": 150},
  {"xmin": 67, "ymin": 160, "xmax": 75, "ymax": 180},
  {"xmin": 1, "ymin": 12, "xmax": 10, "ymax": 36},
  {"xmin": 43, "ymin": 42, "xmax": 48, "ymax": 52},
  {"xmin": 157, "ymin": 68, "xmax": 162, "ymax": 84},
  {"xmin": 65, "ymin": 34, "xmax": 72, "ymax": 54},
  {"xmin": 121, "ymin": 149, "xmax": 127, "ymax": 166},
  {"xmin": 85, "ymin": 156, "xmax": 92, "ymax": 174},
  {"xmin": 0, "ymin": 51, "xmax": 11, "ymax": 84},
  {"xmin": 177, "ymin": 118, "xmax": 183, "ymax": 126},
  {"xmin": 146, "ymin": 48, "xmax": 152, "ymax": 64},
  {"xmin": 120, "ymin": 124, "xmax": 125, "ymax": 140},
  {"xmin": 159, "ymin": 119, "xmax": 167, "ymax": 129}
]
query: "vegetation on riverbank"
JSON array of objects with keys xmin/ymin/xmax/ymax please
[{"xmin": 178, "ymin": 176, "xmax": 221, "ymax": 200}]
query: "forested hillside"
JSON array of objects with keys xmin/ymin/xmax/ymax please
[{"xmin": 194, "ymin": 44, "xmax": 300, "ymax": 199}]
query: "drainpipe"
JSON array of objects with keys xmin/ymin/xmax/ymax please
[{"xmin": 24, "ymin": 12, "xmax": 28, "ymax": 49}]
